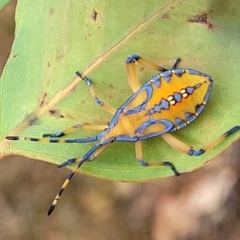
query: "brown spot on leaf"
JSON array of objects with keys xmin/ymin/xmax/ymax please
[
  {"xmin": 188, "ymin": 14, "xmax": 208, "ymax": 24},
  {"xmin": 92, "ymin": 9, "xmax": 98, "ymax": 21},
  {"xmin": 49, "ymin": 9, "xmax": 54, "ymax": 16},
  {"xmin": 39, "ymin": 92, "xmax": 47, "ymax": 107},
  {"xmin": 85, "ymin": 33, "xmax": 92, "ymax": 41},
  {"xmin": 49, "ymin": 109, "xmax": 64, "ymax": 118},
  {"xmin": 162, "ymin": 14, "xmax": 169, "ymax": 19},
  {"xmin": 27, "ymin": 118, "xmax": 35, "ymax": 126},
  {"xmin": 56, "ymin": 55, "xmax": 63, "ymax": 60},
  {"xmin": 71, "ymin": 85, "xmax": 77, "ymax": 92},
  {"xmin": 188, "ymin": 13, "xmax": 214, "ymax": 30},
  {"xmin": 208, "ymin": 22, "xmax": 214, "ymax": 30}
]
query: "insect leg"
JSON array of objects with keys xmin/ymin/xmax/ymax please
[
  {"xmin": 125, "ymin": 54, "xmax": 181, "ymax": 92},
  {"xmin": 126, "ymin": 54, "xmax": 167, "ymax": 71},
  {"xmin": 193, "ymin": 125, "xmax": 240, "ymax": 155},
  {"xmin": 161, "ymin": 126, "xmax": 240, "ymax": 157},
  {"xmin": 76, "ymin": 71, "xmax": 116, "ymax": 115},
  {"xmin": 161, "ymin": 133, "xmax": 195, "ymax": 155},
  {"xmin": 42, "ymin": 123, "xmax": 108, "ymax": 138},
  {"xmin": 6, "ymin": 134, "xmax": 99, "ymax": 144},
  {"xmin": 126, "ymin": 54, "xmax": 166, "ymax": 92},
  {"xmin": 135, "ymin": 141, "xmax": 180, "ymax": 176},
  {"xmin": 125, "ymin": 55, "xmax": 141, "ymax": 92},
  {"xmin": 58, "ymin": 142, "xmax": 110, "ymax": 168},
  {"xmin": 171, "ymin": 57, "xmax": 181, "ymax": 69},
  {"xmin": 48, "ymin": 139, "xmax": 113, "ymax": 215}
]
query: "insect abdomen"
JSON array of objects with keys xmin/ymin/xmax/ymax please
[{"xmin": 100, "ymin": 68, "xmax": 213, "ymax": 142}]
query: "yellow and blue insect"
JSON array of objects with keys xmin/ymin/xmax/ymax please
[{"xmin": 6, "ymin": 55, "xmax": 240, "ymax": 215}]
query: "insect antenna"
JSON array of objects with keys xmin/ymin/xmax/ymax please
[
  {"xmin": 47, "ymin": 142, "xmax": 109, "ymax": 215},
  {"xmin": 47, "ymin": 157, "xmax": 84, "ymax": 215}
]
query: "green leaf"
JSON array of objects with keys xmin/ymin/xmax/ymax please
[
  {"xmin": 1, "ymin": 0, "xmax": 240, "ymax": 181},
  {"xmin": 0, "ymin": 0, "xmax": 10, "ymax": 11}
]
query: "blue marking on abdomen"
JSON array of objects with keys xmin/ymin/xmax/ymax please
[
  {"xmin": 186, "ymin": 69, "xmax": 202, "ymax": 76},
  {"xmin": 150, "ymin": 74, "xmax": 161, "ymax": 88},
  {"xmin": 115, "ymin": 135, "xmax": 138, "ymax": 142},
  {"xmin": 172, "ymin": 68, "xmax": 186, "ymax": 77},
  {"xmin": 186, "ymin": 86, "xmax": 194, "ymax": 94},
  {"xmin": 175, "ymin": 117, "xmax": 187, "ymax": 129},
  {"xmin": 173, "ymin": 92, "xmax": 182, "ymax": 103},
  {"xmin": 161, "ymin": 70, "xmax": 172, "ymax": 82},
  {"xmin": 203, "ymin": 83, "xmax": 213, "ymax": 104},
  {"xmin": 153, "ymin": 99, "xmax": 170, "ymax": 112},
  {"xmin": 123, "ymin": 83, "xmax": 153, "ymax": 115},
  {"xmin": 185, "ymin": 112, "xmax": 196, "ymax": 123},
  {"xmin": 135, "ymin": 119, "xmax": 176, "ymax": 140},
  {"xmin": 195, "ymin": 104, "xmax": 205, "ymax": 116}
]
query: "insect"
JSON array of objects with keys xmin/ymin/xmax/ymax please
[{"xmin": 6, "ymin": 54, "xmax": 240, "ymax": 215}]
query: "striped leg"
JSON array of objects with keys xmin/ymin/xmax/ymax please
[
  {"xmin": 161, "ymin": 125, "xmax": 240, "ymax": 157},
  {"xmin": 134, "ymin": 141, "xmax": 180, "ymax": 176},
  {"xmin": 58, "ymin": 141, "xmax": 110, "ymax": 168},
  {"xmin": 125, "ymin": 54, "xmax": 181, "ymax": 92},
  {"xmin": 42, "ymin": 123, "xmax": 108, "ymax": 138},
  {"xmin": 48, "ymin": 141, "xmax": 112, "ymax": 215},
  {"xmin": 6, "ymin": 124, "xmax": 108, "ymax": 144},
  {"xmin": 76, "ymin": 71, "xmax": 116, "ymax": 115},
  {"xmin": 6, "ymin": 135, "xmax": 99, "ymax": 143}
]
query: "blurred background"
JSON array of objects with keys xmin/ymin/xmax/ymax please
[{"xmin": 1, "ymin": 1, "xmax": 240, "ymax": 239}]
